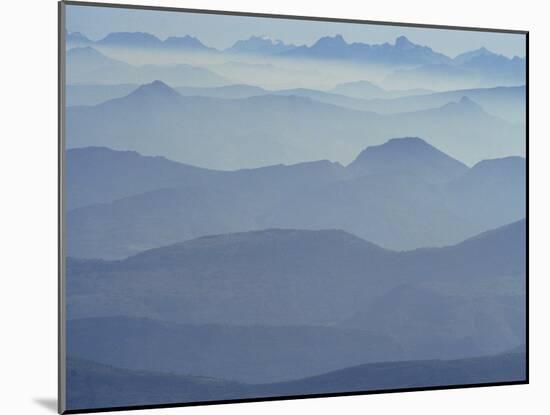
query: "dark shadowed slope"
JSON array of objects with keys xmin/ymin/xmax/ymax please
[
  {"xmin": 342, "ymin": 282, "xmax": 525, "ymax": 359},
  {"xmin": 66, "ymin": 222, "xmax": 525, "ymax": 392},
  {"xmin": 67, "ymin": 220, "xmax": 525, "ymax": 329},
  {"xmin": 66, "ymin": 147, "xmax": 222, "ymax": 210},
  {"xmin": 66, "ymin": 352, "xmax": 525, "ymax": 410},
  {"xmin": 66, "ymin": 229, "xmax": 394, "ymax": 324},
  {"xmin": 66, "ymin": 358, "xmax": 244, "ymax": 411},
  {"xmin": 65, "ymin": 160, "xmax": 351, "ymax": 258},
  {"xmin": 339, "ymin": 221, "xmax": 527, "ymax": 356},
  {"xmin": 259, "ymin": 352, "xmax": 525, "ymax": 396},
  {"xmin": 399, "ymin": 218, "xmax": 526, "ymax": 278},
  {"xmin": 66, "ymin": 146, "xmax": 348, "ymax": 210},
  {"xmin": 67, "ymin": 317, "xmax": 403, "ymax": 383}
]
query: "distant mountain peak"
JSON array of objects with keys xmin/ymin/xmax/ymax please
[
  {"xmin": 389, "ymin": 136, "xmax": 427, "ymax": 145},
  {"xmin": 348, "ymin": 137, "xmax": 467, "ymax": 182},
  {"xmin": 163, "ymin": 35, "xmax": 211, "ymax": 50},
  {"xmin": 458, "ymin": 96, "xmax": 484, "ymax": 111},
  {"xmin": 127, "ymin": 80, "xmax": 181, "ymax": 103},
  {"xmin": 355, "ymin": 137, "xmax": 437, "ymax": 156},
  {"xmin": 438, "ymin": 96, "xmax": 484, "ymax": 114},
  {"xmin": 248, "ymin": 35, "xmax": 279, "ymax": 45},
  {"xmin": 67, "ymin": 31, "xmax": 91, "ymax": 43},
  {"xmin": 99, "ymin": 31, "xmax": 162, "ymax": 46},
  {"xmin": 453, "ymin": 46, "xmax": 496, "ymax": 64},
  {"xmin": 66, "ymin": 46, "xmax": 121, "ymax": 65},
  {"xmin": 281, "ymin": 33, "xmax": 450, "ymax": 65},
  {"xmin": 227, "ymin": 35, "xmax": 296, "ymax": 55},
  {"xmin": 138, "ymin": 79, "xmax": 174, "ymax": 91},
  {"xmin": 314, "ymin": 34, "xmax": 347, "ymax": 48},
  {"xmin": 467, "ymin": 46, "xmax": 491, "ymax": 54},
  {"xmin": 395, "ymin": 35, "xmax": 415, "ymax": 49},
  {"xmin": 459, "ymin": 96, "xmax": 475, "ymax": 105}
]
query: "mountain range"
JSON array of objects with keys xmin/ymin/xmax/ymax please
[
  {"xmin": 66, "ymin": 47, "xmax": 229, "ymax": 86},
  {"xmin": 65, "ymin": 136, "xmax": 525, "ymax": 258},
  {"xmin": 275, "ymin": 34, "xmax": 524, "ymax": 88},
  {"xmin": 384, "ymin": 54, "xmax": 525, "ymax": 90},
  {"xmin": 330, "ymin": 80, "xmax": 432, "ymax": 99},
  {"xmin": 66, "ymin": 31, "xmax": 525, "ymax": 90},
  {"xmin": 333, "ymin": 84, "xmax": 525, "ymax": 124},
  {"xmin": 226, "ymin": 36, "xmax": 297, "ymax": 55},
  {"xmin": 280, "ymin": 35, "xmax": 452, "ymax": 65},
  {"xmin": 66, "ymin": 80, "xmax": 524, "ymax": 169},
  {"xmin": 67, "ymin": 31, "xmax": 523, "ymax": 69},
  {"xmin": 66, "ymin": 80, "xmax": 524, "ymax": 126},
  {"xmin": 63, "ymin": 25, "xmax": 527, "ymax": 411},
  {"xmin": 67, "ymin": 30, "xmax": 215, "ymax": 53}
]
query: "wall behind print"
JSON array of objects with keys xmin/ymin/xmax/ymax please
[{"xmin": 0, "ymin": 1, "xmax": 546, "ymax": 415}]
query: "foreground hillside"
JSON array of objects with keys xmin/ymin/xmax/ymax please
[
  {"xmin": 66, "ymin": 352, "xmax": 525, "ymax": 411},
  {"xmin": 67, "ymin": 220, "xmax": 525, "ymax": 325},
  {"xmin": 66, "ymin": 220, "xmax": 525, "ymax": 383}
]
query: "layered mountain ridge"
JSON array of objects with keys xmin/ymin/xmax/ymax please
[{"xmin": 66, "ymin": 135, "xmax": 525, "ymax": 258}]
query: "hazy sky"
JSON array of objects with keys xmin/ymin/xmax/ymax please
[{"xmin": 66, "ymin": 4, "xmax": 526, "ymax": 58}]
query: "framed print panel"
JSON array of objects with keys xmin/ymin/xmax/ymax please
[{"xmin": 59, "ymin": 1, "xmax": 528, "ymax": 413}]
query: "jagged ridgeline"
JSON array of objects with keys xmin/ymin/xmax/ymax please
[{"xmin": 63, "ymin": 5, "xmax": 526, "ymax": 411}]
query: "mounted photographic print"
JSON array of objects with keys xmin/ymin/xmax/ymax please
[{"xmin": 59, "ymin": 1, "xmax": 528, "ymax": 413}]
